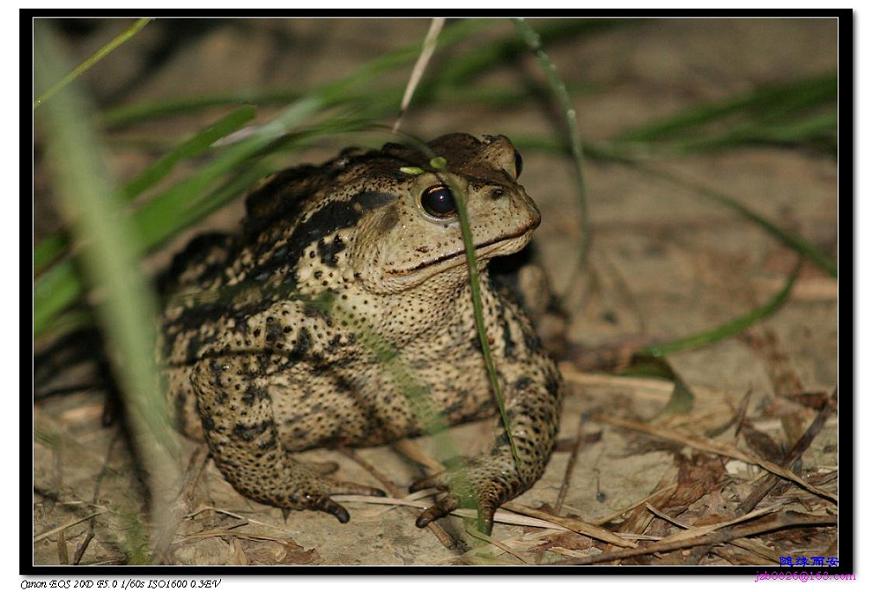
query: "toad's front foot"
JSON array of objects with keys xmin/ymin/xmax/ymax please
[
  {"xmin": 408, "ymin": 454, "xmax": 528, "ymax": 535},
  {"xmin": 284, "ymin": 476, "xmax": 387, "ymax": 523}
]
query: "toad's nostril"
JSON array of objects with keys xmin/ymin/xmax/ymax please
[{"xmin": 490, "ymin": 188, "xmax": 505, "ymax": 200}]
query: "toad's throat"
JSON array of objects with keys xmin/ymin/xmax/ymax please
[{"xmin": 387, "ymin": 224, "xmax": 536, "ymax": 276}]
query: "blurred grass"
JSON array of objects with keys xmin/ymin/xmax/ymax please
[
  {"xmin": 510, "ymin": 122, "xmax": 837, "ymax": 278},
  {"xmin": 616, "ymin": 74, "xmax": 836, "ymax": 154},
  {"xmin": 35, "ymin": 106, "xmax": 257, "ymax": 275},
  {"xmin": 35, "ymin": 21, "xmax": 180, "ymax": 560},
  {"xmin": 99, "ymin": 19, "xmax": 623, "ymax": 128}
]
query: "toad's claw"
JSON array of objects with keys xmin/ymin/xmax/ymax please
[
  {"xmin": 309, "ymin": 495, "xmax": 351, "ymax": 523},
  {"xmin": 413, "ymin": 491, "xmax": 497, "ymax": 534},
  {"xmin": 409, "ymin": 468, "xmax": 501, "ymax": 535},
  {"xmin": 414, "ymin": 493, "xmax": 460, "ymax": 528},
  {"xmin": 287, "ymin": 477, "xmax": 386, "ymax": 523}
]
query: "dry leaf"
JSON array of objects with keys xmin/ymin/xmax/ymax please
[
  {"xmin": 278, "ymin": 540, "xmax": 320, "ymax": 565},
  {"xmin": 228, "ymin": 538, "xmax": 248, "ymax": 565}
]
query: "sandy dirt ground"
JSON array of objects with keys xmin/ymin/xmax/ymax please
[{"xmin": 33, "ymin": 17, "xmax": 839, "ymax": 566}]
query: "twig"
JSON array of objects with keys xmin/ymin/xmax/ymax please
[
  {"xmin": 699, "ymin": 387, "xmax": 752, "ymax": 439},
  {"xmin": 339, "ymin": 447, "xmax": 460, "ymax": 550},
  {"xmin": 35, "ymin": 512, "xmax": 105, "ymax": 543},
  {"xmin": 72, "ymin": 531, "xmax": 94, "ymax": 565},
  {"xmin": 74, "ymin": 431, "xmax": 119, "ymax": 564},
  {"xmin": 646, "ymin": 502, "xmax": 781, "ymax": 564},
  {"xmin": 552, "ymin": 511, "xmax": 835, "ymax": 565},
  {"xmin": 392, "ymin": 18, "xmax": 445, "ymax": 132},
  {"xmin": 186, "ymin": 506, "xmax": 297, "ymax": 538},
  {"xmin": 738, "ymin": 390, "xmax": 836, "ymax": 515},
  {"xmin": 464, "ymin": 525, "xmax": 530, "ymax": 564},
  {"xmin": 466, "ymin": 526, "xmax": 530, "ymax": 565},
  {"xmin": 332, "ymin": 494, "xmax": 568, "ymax": 531},
  {"xmin": 655, "ymin": 506, "xmax": 780, "ymax": 545},
  {"xmin": 645, "ymin": 502, "xmax": 688, "ymax": 529},
  {"xmin": 555, "ymin": 413, "xmax": 586, "ymax": 513},
  {"xmin": 593, "ymin": 413, "xmax": 837, "ymax": 503},
  {"xmin": 594, "ymin": 484, "xmax": 678, "ymax": 526},
  {"xmin": 733, "ymin": 388, "xmax": 753, "ymax": 437},
  {"xmin": 502, "ymin": 502, "xmax": 636, "ymax": 548},
  {"xmin": 392, "ymin": 439, "xmax": 446, "ymax": 472},
  {"xmin": 57, "ymin": 529, "xmax": 69, "ymax": 564}
]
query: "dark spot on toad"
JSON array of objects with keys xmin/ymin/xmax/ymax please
[{"xmin": 233, "ymin": 420, "xmax": 272, "ymax": 442}]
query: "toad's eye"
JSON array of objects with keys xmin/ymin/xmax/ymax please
[
  {"xmin": 420, "ymin": 185, "xmax": 456, "ymax": 218},
  {"xmin": 513, "ymin": 149, "xmax": 523, "ymax": 178}
]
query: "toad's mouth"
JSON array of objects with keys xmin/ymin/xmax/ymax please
[{"xmin": 386, "ymin": 222, "xmax": 537, "ymax": 277}]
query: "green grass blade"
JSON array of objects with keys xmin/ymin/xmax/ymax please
[
  {"xmin": 635, "ymin": 164, "xmax": 836, "ymax": 277},
  {"xmin": 633, "ymin": 109, "xmax": 836, "ymax": 155},
  {"xmin": 425, "ymin": 146, "xmax": 519, "ymax": 533},
  {"xmin": 641, "ymin": 259, "xmax": 802, "ymax": 358},
  {"xmin": 445, "ymin": 168, "xmax": 520, "ymax": 468},
  {"xmin": 101, "ymin": 90, "xmax": 299, "ymax": 128},
  {"xmin": 36, "ymin": 163, "xmax": 274, "ymax": 339},
  {"xmin": 121, "ymin": 105, "xmax": 256, "ymax": 199},
  {"xmin": 620, "ymin": 354, "xmax": 695, "ymax": 417},
  {"xmin": 34, "ymin": 18, "xmax": 152, "ymax": 110},
  {"xmin": 513, "ymin": 136, "xmax": 837, "ymax": 277},
  {"xmin": 100, "ymin": 19, "xmax": 624, "ymax": 129},
  {"xmin": 129, "ymin": 98, "xmax": 321, "ymax": 237},
  {"xmin": 35, "ymin": 97, "xmax": 323, "ymax": 336},
  {"xmin": 34, "ymin": 163, "xmax": 271, "ymax": 340},
  {"xmin": 617, "ymin": 74, "xmax": 836, "ymax": 143},
  {"xmin": 34, "ymin": 233, "xmax": 68, "ymax": 275},
  {"xmin": 35, "ymin": 116, "xmax": 378, "ymax": 338},
  {"xmin": 133, "ymin": 161, "xmax": 273, "ymax": 249},
  {"xmin": 742, "ymin": 110, "xmax": 836, "ymax": 145},
  {"xmin": 392, "ymin": 132, "xmax": 522, "ymax": 533},
  {"xmin": 34, "ymin": 260, "xmax": 83, "ymax": 336},
  {"xmin": 35, "ymin": 106, "xmax": 257, "ymax": 277},
  {"xmin": 513, "ymin": 18, "xmax": 591, "ymax": 281},
  {"xmin": 101, "ymin": 18, "xmax": 493, "ymax": 128},
  {"xmin": 451, "ymin": 182, "xmax": 518, "ymax": 534},
  {"xmin": 35, "ymin": 21, "xmax": 179, "ymax": 560},
  {"xmin": 36, "ymin": 20, "xmax": 177, "ymax": 456},
  {"xmin": 434, "ymin": 19, "xmax": 629, "ymax": 88}
]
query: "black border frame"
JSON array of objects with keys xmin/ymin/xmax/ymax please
[{"xmin": 23, "ymin": 8, "xmax": 855, "ymax": 576}]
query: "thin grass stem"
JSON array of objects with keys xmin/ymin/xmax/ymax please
[
  {"xmin": 513, "ymin": 19, "xmax": 591, "ymax": 290},
  {"xmin": 34, "ymin": 18, "xmax": 152, "ymax": 110}
]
